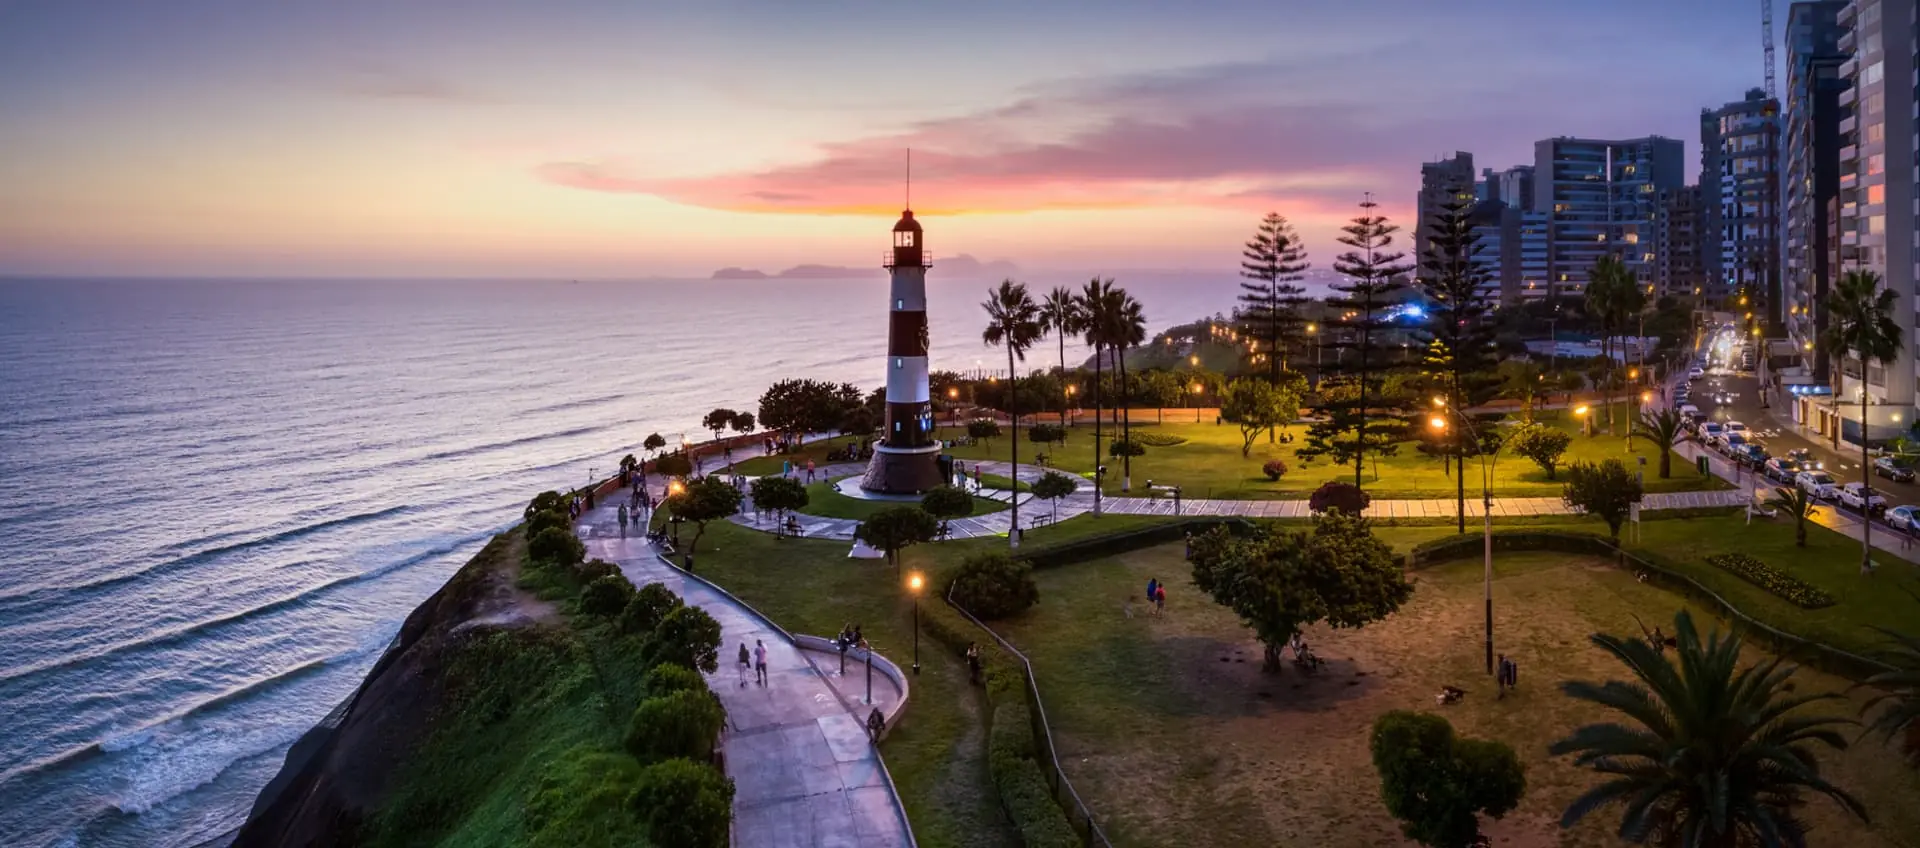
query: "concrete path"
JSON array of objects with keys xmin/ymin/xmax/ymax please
[{"xmin": 575, "ymin": 503, "xmax": 915, "ymax": 848}]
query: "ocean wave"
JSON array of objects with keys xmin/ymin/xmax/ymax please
[
  {"xmin": 0, "ymin": 621, "xmax": 403, "ymax": 793},
  {"xmin": 411, "ymin": 424, "xmax": 610, "ymax": 465},
  {"xmin": 521, "ymin": 392, "xmax": 628, "ymax": 417},
  {"xmin": 0, "ymin": 527, "xmax": 487, "ymax": 687},
  {"xmin": 0, "ymin": 506, "xmax": 414, "ymax": 612}
]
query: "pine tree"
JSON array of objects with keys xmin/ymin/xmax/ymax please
[
  {"xmin": 1417, "ymin": 185, "xmax": 1501, "ymax": 533},
  {"xmin": 1235, "ymin": 212, "xmax": 1311, "ymax": 382},
  {"xmin": 1302, "ymin": 194, "xmax": 1414, "ymax": 486}
]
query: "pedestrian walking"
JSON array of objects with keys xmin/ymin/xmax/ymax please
[
  {"xmin": 1154, "ymin": 583, "xmax": 1166, "ymax": 615},
  {"xmin": 806, "ymin": 459, "xmax": 816, "ymax": 483},
  {"xmin": 737, "ymin": 643, "xmax": 751, "ymax": 688},
  {"xmin": 618, "ymin": 503, "xmax": 629, "ymax": 528},
  {"xmin": 1145, "ymin": 577, "xmax": 1159, "ymax": 616},
  {"xmin": 754, "ymin": 639, "xmax": 769, "ymax": 685},
  {"xmin": 966, "ymin": 642, "xmax": 981, "ymax": 685}
]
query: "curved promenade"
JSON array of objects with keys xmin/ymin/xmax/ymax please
[{"xmin": 574, "ymin": 500, "xmax": 915, "ymax": 848}]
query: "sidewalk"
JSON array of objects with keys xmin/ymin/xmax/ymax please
[{"xmin": 575, "ymin": 501, "xmax": 914, "ymax": 848}]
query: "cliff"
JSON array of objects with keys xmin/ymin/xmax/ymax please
[{"xmin": 234, "ymin": 532, "xmax": 566, "ymax": 846}]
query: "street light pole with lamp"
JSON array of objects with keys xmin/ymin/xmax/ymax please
[
  {"xmin": 1428, "ymin": 402, "xmax": 1503, "ymax": 677},
  {"xmin": 1626, "ymin": 368, "xmax": 1640, "ymax": 452},
  {"xmin": 907, "ymin": 572, "xmax": 924, "ymax": 675}
]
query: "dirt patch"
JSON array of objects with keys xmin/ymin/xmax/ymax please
[{"xmin": 1000, "ymin": 546, "xmax": 1920, "ymax": 848}]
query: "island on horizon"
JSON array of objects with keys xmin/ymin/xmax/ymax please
[{"xmin": 711, "ymin": 253, "xmax": 1018, "ymax": 280}]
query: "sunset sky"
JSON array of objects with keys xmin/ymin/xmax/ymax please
[{"xmin": 1, "ymin": 0, "xmax": 1776, "ymax": 278}]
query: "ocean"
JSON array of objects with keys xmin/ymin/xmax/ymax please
[{"xmin": 0, "ymin": 273, "xmax": 1242, "ymax": 847}]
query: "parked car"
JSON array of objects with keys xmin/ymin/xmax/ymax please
[
  {"xmin": 1839, "ymin": 482, "xmax": 1890, "ymax": 516},
  {"xmin": 1678, "ymin": 403, "xmax": 1701, "ymax": 419},
  {"xmin": 1796, "ymin": 469, "xmax": 1839, "ymax": 499},
  {"xmin": 1725, "ymin": 421, "xmax": 1749, "ymax": 437},
  {"xmin": 1720, "ymin": 433, "xmax": 1750, "ymax": 456},
  {"xmin": 1700, "ymin": 421, "xmax": 1725, "ymax": 446},
  {"xmin": 1687, "ymin": 366, "xmax": 1705, "ymax": 379},
  {"xmin": 1764, "ymin": 457, "xmax": 1803, "ymax": 483},
  {"xmin": 1874, "ymin": 455, "xmax": 1917, "ymax": 483},
  {"xmin": 1733, "ymin": 442, "xmax": 1769, "ymax": 468},
  {"xmin": 1888, "ymin": 504, "xmax": 1920, "ymax": 531}
]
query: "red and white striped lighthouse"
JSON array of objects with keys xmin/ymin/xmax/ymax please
[{"xmin": 860, "ymin": 209, "xmax": 942, "ymax": 493}]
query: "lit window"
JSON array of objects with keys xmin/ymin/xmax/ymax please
[
  {"xmin": 896, "ymin": 299, "xmax": 904, "ymax": 309},
  {"xmin": 895, "ymin": 357, "xmax": 903, "ymax": 368}
]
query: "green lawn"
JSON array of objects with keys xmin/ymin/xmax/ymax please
[
  {"xmin": 987, "ymin": 543, "xmax": 1920, "ymax": 848},
  {"xmin": 969, "ymin": 472, "xmax": 1029, "ymax": 493},
  {"xmin": 932, "ymin": 402, "xmax": 1725, "ymax": 500},
  {"xmin": 728, "ymin": 437, "xmax": 865, "ymax": 476},
  {"xmin": 799, "ymin": 475, "xmax": 1008, "ymax": 521}
]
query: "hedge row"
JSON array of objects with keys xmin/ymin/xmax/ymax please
[
  {"xmin": 1704, "ymin": 553, "xmax": 1836, "ymax": 609},
  {"xmin": 1131, "ymin": 432, "xmax": 1188, "ymax": 447},
  {"xmin": 988, "ymin": 704, "xmax": 1080, "ymax": 848},
  {"xmin": 1020, "ymin": 517, "xmax": 1255, "ymax": 570},
  {"xmin": 1405, "ymin": 530, "xmax": 1620, "ymax": 568}
]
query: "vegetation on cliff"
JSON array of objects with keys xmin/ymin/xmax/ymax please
[{"xmin": 238, "ymin": 490, "xmax": 730, "ymax": 848}]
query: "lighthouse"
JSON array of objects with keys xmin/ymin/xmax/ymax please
[{"xmin": 860, "ymin": 209, "xmax": 942, "ymax": 494}]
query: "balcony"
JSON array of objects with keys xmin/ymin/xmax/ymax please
[
  {"xmin": 1840, "ymin": 87, "xmax": 1857, "ymax": 107},
  {"xmin": 1841, "ymin": 144, "xmax": 1859, "ymax": 162},
  {"xmin": 1840, "ymin": 115, "xmax": 1857, "ymax": 134},
  {"xmin": 1840, "ymin": 55, "xmax": 1858, "ymax": 78}
]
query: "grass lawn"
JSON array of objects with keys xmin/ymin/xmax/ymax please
[
  {"xmin": 799, "ymin": 475, "xmax": 1008, "ymax": 521},
  {"xmin": 990, "ymin": 543, "xmax": 1920, "ymax": 848},
  {"xmin": 970, "ymin": 472, "xmax": 1030, "ymax": 492},
  {"xmin": 728, "ymin": 436, "xmax": 867, "ymax": 476},
  {"xmin": 1373, "ymin": 510, "xmax": 1920, "ymax": 659},
  {"xmin": 932, "ymin": 402, "xmax": 1725, "ymax": 500}
]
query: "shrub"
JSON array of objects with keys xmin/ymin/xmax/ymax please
[
  {"xmin": 986, "ymin": 703, "xmax": 1078, "ymax": 848},
  {"xmin": 628, "ymin": 758, "xmax": 733, "ymax": 848},
  {"xmin": 967, "ymin": 418, "xmax": 1003, "ymax": 441},
  {"xmin": 579, "ymin": 574, "xmax": 636, "ymax": 616},
  {"xmin": 653, "ymin": 453, "xmax": 693, "ymax": 478},
  {"xmin": 1133, "ymin": 432, "xmax": 1188, "ymax": 447},
  {"xmin": 920, "ymin": 485, "xmax": 976, "ymax": 523},
  {"xmin": 573, "ymin": 558, "xmax": 620, "ymax": 583},
  {"xmin": 1509, "ymin": 424, "xmax": 1573, "ymax": 480},
  {"xmin": 528, "ymin": 526, "xmax": 586, "ymax": 569},
  {"xmin": 647, "ymin": 606, "xmax": 723, "ymax": 673},
  {"xmin": 619, "ymin": 583, "xmax": 685, "ymax": 636},
  {"xmin": 643, "ymin": 663, "xmax": 707, "ymax": 698},
  {"xmin": 525, "ymin": 490, "xmax": 568, "ymax": 520},
  {"xmin": 1108, "ymin": 438, "xmax": 1146, "ymax": 458},
  {"xmin": 1262, "ymin": 459, "xmax": 1289, "ymax": 481},
  {"xmin": 526, "ymin": 508, "xmax": 569, "ymax": 540},
  {"xmin": 522, "ymin": 748, "xmax": 648, "ymax": 845},
  {"xmin": 748, "ymin": 475, "xmax": 808, "ymax": 516},
  {"xmin": 950, "ymin": 552, "xmax": 1040, "ymax": 619},
  {"xmin": 625, "ymin": 689, "xmax": 726, "ymax": 763},
  {"xmin": 1371, "ymin": 710, "xmax": 1526, "ymax": 847},
  {"xmin": 1308, "ymin": 481, "xmax": 1371, "ymax": 516},
  {"xmin": 1026, "ymin": 423, "xmax": 1067, "ymax": 445},
  {"xmin": 1561, "ymin": 459, "xmax": 1643, "ymax": 542},
  {"xmin": 1705, "ymin": 553, "xmax": 1836, "ymax": 609}
]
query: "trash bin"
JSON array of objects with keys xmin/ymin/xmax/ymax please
[{"xmin": 1696, "ymin": 455, "xmax": 1710, "ymax": 476}]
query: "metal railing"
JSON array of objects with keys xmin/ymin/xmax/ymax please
[{"xmin": 945, "ymin": 582, "xmax": 1113, "ymax": 848}]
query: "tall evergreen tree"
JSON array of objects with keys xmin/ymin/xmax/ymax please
[
  {"xmin": 1417, "ymin": 185, "xmax": 1500, "ymax": 533},
  {"xmin": 1301, "ymin": 194, "xmax": 1414, "ymax": 486},
  {"xmin": 1236, "ymin": 212, "xmax": 1312, "ymax": 381}
]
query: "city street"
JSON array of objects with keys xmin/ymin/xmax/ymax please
[{"xmin": 1680, "ymin": 330, "xmax": 1920, "ymax": 566}]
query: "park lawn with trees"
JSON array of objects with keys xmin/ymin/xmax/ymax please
[
  {"xmin": 799, "ymin": 476, "xmax": 1007, "ymax": 521},
  {"xmin": 986, "ymin": 542, "xmax": 1920, "ymax": 848},
  {"xmin": 931, "ymin": 403, "xmax": 1721, "ymax": 500},
  {"xmin": 728, "ymin": 438, "xmax": 864, "ymax": 476},
  {"xmin": 649, "ymin": 516, "xmax": 1175, "ymax": 848}
]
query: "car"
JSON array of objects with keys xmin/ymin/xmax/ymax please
[
  {"xmin": 1888, "ymin": 505, "xmax": 1920, "ymax": 531},
  {"xmin": 1720, "ymin": 432, "xmax": 1750, "ymax": 455},
  {"xmin": 1688, "ymin": 367, "xmax": 1705, "ymax": 379},
  {"xmin": 1797, "ymin": 469, "xmax": 1839, "ymax": 499},
  {"xmin": 1765, "ymin": 457, "xmax": 1803, "ymax": 483},
  {"xmin": 1678, "ymin": 403, "xmax": 1700, "ymax": 419},
  {"xmin": 1838, "ymin": 482, "xmax": 1890, "ymax": 515},
  {"xmin": 1874, "ymin": 455, "xmax": 1917, "ymax": 483},
  {"xmin": 1725, "ymin": 421, "xmax": 1749, "ymax": 436},
  {"xmin": 1736, "ymin": 442, "xmax": 1770, "ymax": 467},
  {"xmin": 1700, "ymin": 421, "xmax": 1725, "ymax": 445}
]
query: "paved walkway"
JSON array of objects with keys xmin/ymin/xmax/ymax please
[{"xmin": 575, "ymin": 502, "xmax": 914, "ymax": 848}]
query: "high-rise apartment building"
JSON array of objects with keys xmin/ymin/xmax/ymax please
[
  {"xmin": 1782, "ymin": 1, "xmax": 1850, "ymax": 385},
  {"xmin": 1483, "ymin": 165, "xmax": 1536, "ymax": 212},
  {"xmin": 1823, "ymin": 0, "xmax": 1920, "ymax": 442},
  {"xmin": 1417, "ymin": 152, "xmax": 1475, "ymax": 261},
  {"xmin": 1467, "ymin": 199, "xmax": 1523, "ymax": 306},
  {"xmin": 1701, "ymin": 89, "xmax": 1783, "ymax": 318},
  {"xmin": 1517, "ymin": 210, "xmax": 1551, "ymax": 300},
  {"xmin": 1654, "ymin": 185, "xmax": 1708, "ymax": 298},
  {"xmin": 1533, "ymin": 136, "xmax": 1685, "ymax": 296}
]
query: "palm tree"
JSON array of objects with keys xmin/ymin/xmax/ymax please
[
  {"xmin": 1631, "ymin": 408, "xmax": 1687, "ymax": 479},
  {"xmin": 1822, "ymin": 269, "xmax": 1902, "ymax": 573},
  {"xmin": 1585, "ymin": 255, "xmax": 1644, "ymax": 435},
  {"xmin": 982, "ymin": 280, "xmax": 1043, "ymax": 548},
  {"xmin": 1099, "ymin": 288, "xmax": 1148, "ymax": 491},
  {"xmin": 1551, "ymin": 610, "xmax": 1867, "ymax": 846},
  {"xmin": 1076, "ymin": 277, "xmax": 1117, "ymax": 502},
  {"xmin": 1860, "ymin": 628, "xmax": 1920, "ymax": 764},
  {"xmin": 1766, "ymin": 486, "xmax": 1819, "ymax": 547},
  {"xmin": 1040, "ymin": 286, "xmax": 1086, "ymax": 427}
]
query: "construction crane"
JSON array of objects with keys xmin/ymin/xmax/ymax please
[{"xmin": 1763, "ymin": 0, "xmax": 1776, "ymax": 99}]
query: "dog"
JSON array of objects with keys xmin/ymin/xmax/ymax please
[{"xmin": 1124, "ymin": 595, "xmax": 1137, "ymax": 619}]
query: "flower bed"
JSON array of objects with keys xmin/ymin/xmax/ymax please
[{"xmin": 1704, "ymin": 553, "xmax": 1836, "ymax": 609}]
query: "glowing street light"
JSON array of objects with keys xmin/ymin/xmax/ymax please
[
  {"xmin": 907, "ymin": 572, "xmax": 925, "ymax": 675},
  {"xmin": 1429, "ymin": 415, "xmax": 1448, "ymax": 431}
]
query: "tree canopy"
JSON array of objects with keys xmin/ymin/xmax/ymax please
[
  {"xmin": 1188, "ymin": 510, "xmax": 1411, "ymax": 670},
  {"xmin": 855, "ymin": 505, "xmax": 939, "ymax": 571},
  {"xmin": 1371, "ymin": 710, "xmax": 1526, "ymax": 848},
  {"xmin": 1221, "ymin": 377, "xmax": 1296, "ymax": 457},
  {"xmin": 663, "ymin": 477, "xmax": 743, "ymax": 553},
  {"xmin": 1561, "ymin": 459, "xmax": 1643, "ymax": 542}
]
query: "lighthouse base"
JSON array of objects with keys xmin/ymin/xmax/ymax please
[{"xmin": 860, "ymin": 444, "xmax": 943, "ymax": 495}]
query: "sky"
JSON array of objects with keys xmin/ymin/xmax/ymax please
[{"xmin": 0, "ymin": 0, "xmax": 1780, "ymax": 279}]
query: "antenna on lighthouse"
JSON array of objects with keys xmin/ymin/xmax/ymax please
[{"xmin": 905, "ymin": 148, "xmax": 912, "ymax": 210}]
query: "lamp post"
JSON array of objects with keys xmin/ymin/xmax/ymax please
[
  {"xmin": 1191, "ymin": 383, "xmax": 1203, "ymax": 423},
  {"xmin": 1429, "ymin": 405, "xmax": 1504, "ymax": 677},
  {"xmin": 908, "ymin": 573, "xmax": 924, "ymax": 675},
  {"xmin": 1626, "ymin": 368, "xmax": 1640, "ymax": 452},
  {"xmin": 1575, "ymin": 404, "xmax": 1593, "ymax": 438},
  {"xmin": 948, "ymin": 386, "xmax": 960, "ymax": 426},
  {"xmin": 1305, "ymin": 323, "xmax": 1320, "ymax": 386}
]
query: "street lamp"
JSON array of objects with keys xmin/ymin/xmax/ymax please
[
  {"xmin": 1429, "ymin": 405, "xmax": 1505, "ymax": 677},
  {"xmin": 907, "ymin": 572, "xmax": 924, "ymax": 675},
  {"xmin": 1574, "ymin": 405, "xmax": 1593, "ymax": 437},
  {"xmin": 948, "ymin": 386, "xmax": 960, "ymax": 426},
  {"xmin": 1192, "ymin": 383, "xmax": 1203, "ymax": 423}
]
